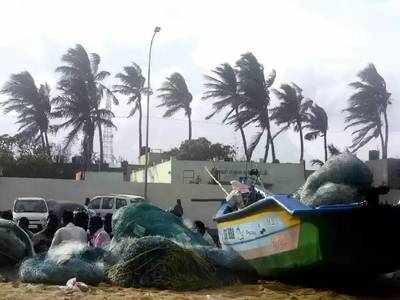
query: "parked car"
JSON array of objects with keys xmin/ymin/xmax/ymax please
[
  {"xmin": 46, "ymin": 200, "xmax": 96, "ymax": 221},
  {"xmin": 87, "ymin": 194, "xmax": 144, "ymax": 217},
  {"xmin": 12, "ymin": 197, "xmax": 49, "ymax": 231}
]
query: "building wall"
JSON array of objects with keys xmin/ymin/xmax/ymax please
[
  {"xmin": 84, "ymin": 171, "xmax": 124, "ymax": 183},
  {"xmin": 131, "ymin": 159, "xmax": 305, "ymax": 194},
  {"xmin": 131, "ymin": 160, "xmax": 172, "ymax": 183},
  {"xmin": 171, "ymin": 160, "xmax": 305, "ymax": 194},
  {"xmin": 0, "ymin": 177, "xmax": 227, "ymax": 227}
]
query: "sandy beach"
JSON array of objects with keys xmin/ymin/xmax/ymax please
[{"xmin": 2, "ymin": 278, "xmax": 400, "ymax": 300}]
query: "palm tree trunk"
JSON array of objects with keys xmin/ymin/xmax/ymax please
[
  {"xmin": 383, "ymin": 110, "xmax": 389, "ymax": 159},
  {"xmin": 299, "ymin": 121, "xmax": 304, "ymax": 162},
  {"xmin": 44, "ymin": 131, "xmax": 51, "ymax": 157},
  {"xmin": 266, "ymin": 127, "xmax": 276, "ymax": 162},
  {"xmin": 138, "ymin": 99, "xmax": 143, "ymax": 155},
  {"xmin": 235, "ymin": 108, "xmax": 249, "ymax": 161},
  {"xmin": 40, "ymin": 133, "xmax": 46, "ymax": 155},
  {"xmin": 323, "ymin": 132, "xmax": 328, "ymax": 162},
  {"xmin": 263, "ymin": 137, "xmax": 269, "ymax": 163},
  {"xmin": 378, "ymin": 128, "xmax": 385, "ymax": 159},
  {"xmin": 188, "ymin": 112, "xmax": 192, "ymax": 140},
  {"xmin": 97, "ymin": 122, "xmax": 104, "ymax": 169}
]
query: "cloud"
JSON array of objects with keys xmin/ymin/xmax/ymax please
[{"xmin": 0, "ymin": 0, "xmax": 400, "ymax": 166}]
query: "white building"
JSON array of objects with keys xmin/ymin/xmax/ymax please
[{"xmin": 131, "ymin": 158, "xmax": 305, "ymax": 194}]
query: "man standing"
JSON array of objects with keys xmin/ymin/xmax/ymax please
[
  {"xmin": 169, "ymin": 199, "xmax": 183, "ymax": 218},
  {"xmin": 32, "ymin": 213, "xmax": 59, "ymax": 253},
  {"xmin": 50, "ymin": 210, "xmax": 87, "ymax": 249}
]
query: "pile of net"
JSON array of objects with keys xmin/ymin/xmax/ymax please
[
  {"xmin": 107, "ymin": 202, "xmax": 254, "ymax": 289},
  {"xmin": 112, "ymin": 202, "xmax": 209, "ymax": 247},
  {"xmin": 107, "ymin": 236, "xmax": 219, "ymax": 290},
  {"xmin": 294, "ymin": 152, "xmax": 373, "ymax": 207},
  {"xmin": 0, "ymin": 219, "xmax": 33, "ymax": 266},
  {"xmin": 19, "ymin": 242, "xmax": 106, "ymax": 285}
]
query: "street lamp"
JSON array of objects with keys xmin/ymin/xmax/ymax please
[{"xmin": 144, "ymin": 26, "xmax": 161, "ymax": 201}]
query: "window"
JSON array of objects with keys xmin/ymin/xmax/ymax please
[
  {"xmin": 102, "ymin": 197, "xmax": 114, "ymax": 209},
  {"xmin": 14, "ymin": 200, "xmax": 47, "ymax": 213},
  {"xmin": 88, "ymin": 197, "xmax": 101, "ymax": 209},
  {"xmin": 183, "ymin": 170, "xmax": 194, "ymax": 184},
  {"xmin": 116, "ymin": 198, "xmax": 127, "ymax": 209}
]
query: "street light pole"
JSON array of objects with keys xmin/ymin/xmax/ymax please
[{"xmin": 144, "ymin": 26, "xmax": 161, "ymax": 201}]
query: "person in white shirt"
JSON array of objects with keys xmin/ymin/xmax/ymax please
[{"xmin": 50, "ymin": 210, "xmax": 87, "ymax": 249}]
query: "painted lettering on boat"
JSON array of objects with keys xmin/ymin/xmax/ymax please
[{"xmin": 217, "ymin": 206, "xmax": 301, "ymax": 259}]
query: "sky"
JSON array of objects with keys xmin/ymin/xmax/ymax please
[{"xmin": 1, "ymin": 0, "xmax": 400, "ymax": 167}]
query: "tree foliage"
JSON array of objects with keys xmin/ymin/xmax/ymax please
[
  {"xmin": 344, "ymin": 63, "xmax": 391, "ymax": 158},
  {"xmin": 203, "ymin": 63, "xmax": 252, "ymax": 161},
  {"xmin": 271, "ymin": 83, "xmax": 312, "ymax": 162},
  {"xmin": 53, "ymin": 44, "xmax": 117, "ymax": 168},
  {"xmin": 304, "ymin": 103, "xmax": 329, "ymax": 161},
  {"xmin": 158, "ymin": 73, "xmax": 193, "ymax": 140},
  {"xmin": 235, "ymin": 53, "xmax": 276, "ymax": 162},
  {"xmin": 114, "ymin": 63, "xmax": 145, "ymax": 154},
  {"xmin": 1, "ymin": 71, "xmax": 51, "ymax": 155},
  {"xmin": 162, "ymin": 137, "xmax": 236, "ymax": 161}
]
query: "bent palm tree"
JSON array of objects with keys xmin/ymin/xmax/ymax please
[
  {"xmin": 53, "ymin": 77, "xmax": 115, "ymax": 168},
  {"xmin": 235, "ymin": 52, "xmax": 276, "ymax": 162},
  {"xmin": 56, "ymin": 44, "xmax": 118, "ymax": 165},
  {"xmin": 158, "ymin": 73, "xmax": 193, "ymax": 140},
  {"xmin": 271, "ymin": 83, "xmax": 312, "ymax": 162},
  {"xmin": 1, "ymin": 71, "xmax": 51, "ymax": 155},
  {"xmin": 344, "ymin": 63, "xmax": 391, "ymax": 158},
  {"xmin": 304, "ymin": 103, "xmax": 329, "ymax": 161},
  {"xmin": 114, "ymin": 63, "xmax": 146, "ymax": 155},
  {"xmin": 202, "ymin": 63, "xmax": 251, "ymax": 161}
]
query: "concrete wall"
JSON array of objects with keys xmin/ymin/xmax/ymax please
[{"xmin": 0, "ymin": 177, "xmax": 227, "ymax": 227}]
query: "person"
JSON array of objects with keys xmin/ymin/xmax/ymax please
[
  {"xmin": 50, "ymin": 210, "xmax": 87, "ymax": 249},
  {"xmin": 74, "ymin": 211, "xmax": 89, "ymax": 231},
  {"xmin": 32, "ymin": 213, "xmax": 59, "ymax": 253},
  {"xmin": 17, "ymin": 217, "xmax": 33, "ymax": 239},
  {"xmin": 88, "ymin": 216, "xmax": 110, "ymax": 248},
  {"xmin": 169, "ymin": 199, "xmax": 183, "ymax": 218},
  {"xmin": 84, "ymin": 197, "xmax": 91, "ymax": 206},
  {"xmin": 104, "ymin": 213, "xmax": 113, "ymax": 238},
  {"xmin": 193, "ymin": 220, "xmax": 215, "ymax": 246}
]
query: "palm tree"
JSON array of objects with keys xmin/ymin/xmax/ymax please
[
  {"xmin": 235, "ymin": 53, "xmax": 276, "ymax": 162},
  {"xmin": 1, "ymin": 71, "xmax": 51, "ymax": 155},
  {"xmin": 344, "ymin": 63, "xmax": 391, "ymax": 158},
  {"xmin": 202, "ymin": 63, "xmax": 252, "ymax": 161},
  {"xmin": 271, "ymin": 83, "xmax": 312, "ymax": 162},
  {"xmin": 304, "ymin": 103, "xmax": 329, "ymax": 161},
  {"xmin": 53, "ymin": 76, "xmax": 115, "ymax": 168},
  {"xmin": 114, "ymin": 63, "xmax": 146, "ymax": 155},
  {"xmin": 55, "ymin": 44, "xmax": 118, "ymax": 166},
  {"xmin": 158, "ymin": 73, "xmax": 193, "ymax": 140}
]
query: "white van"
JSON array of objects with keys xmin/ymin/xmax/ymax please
[
  {"xmin": 12, "ymin": 197, "xmax": 49, "ymax": 230},
  {"xmin": 87, "ymin": 194, "xmax": 144, "ymax": 217}
]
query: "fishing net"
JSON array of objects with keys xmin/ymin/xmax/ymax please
[
  {"xmin": 19, "ymin": 242, "xmax": 107, "ymax": 285},
  {"xmin": 297, "ymin": 152, "xmax": 373, "ymax": 207},
  {"xmin": 106, "ymin": 236, "xmax": 219, "ymax": 290},
  {"xmin": 0, "ymin": 219, "xmax": 33, "ymax": 266},
  {"xmin": 112, "ymin": 202, "xmax": 209, "ymax": 247}
]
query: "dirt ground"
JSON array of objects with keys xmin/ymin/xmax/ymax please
[{"xmin": 2, "ymin": 279, "xmax": 400, "ymax": 300}]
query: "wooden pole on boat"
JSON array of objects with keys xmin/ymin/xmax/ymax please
[{"xmin": 204, "ymin": 166, "xmax": 229, "ymax": 196}]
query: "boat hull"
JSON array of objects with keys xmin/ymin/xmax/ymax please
[{"xmin": 216, "ymin": 199, "xmax": 400, "ymax": 278}]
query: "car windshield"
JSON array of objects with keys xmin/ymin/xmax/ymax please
[{"xmin": 14, "ymin": 199, "xmax": 47, "ymax": 213}]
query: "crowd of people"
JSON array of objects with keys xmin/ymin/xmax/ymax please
[{"xmin": 9, "ymin": 209, "xmax": 114, "ymax": 254}]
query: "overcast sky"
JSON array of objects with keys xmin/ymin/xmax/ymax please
[{"xmin": 1, "ymin": 0, "xmax": 400, "ymax": 166}]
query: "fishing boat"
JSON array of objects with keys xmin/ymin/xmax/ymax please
[{"xmin": 214, "ymin": 186, "xmax": 400, "ymax": 278}]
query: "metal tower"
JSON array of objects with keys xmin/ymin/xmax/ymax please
[{"xmin": 103, "ymin": 97, "xmax": 116, "ymax": 166}]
